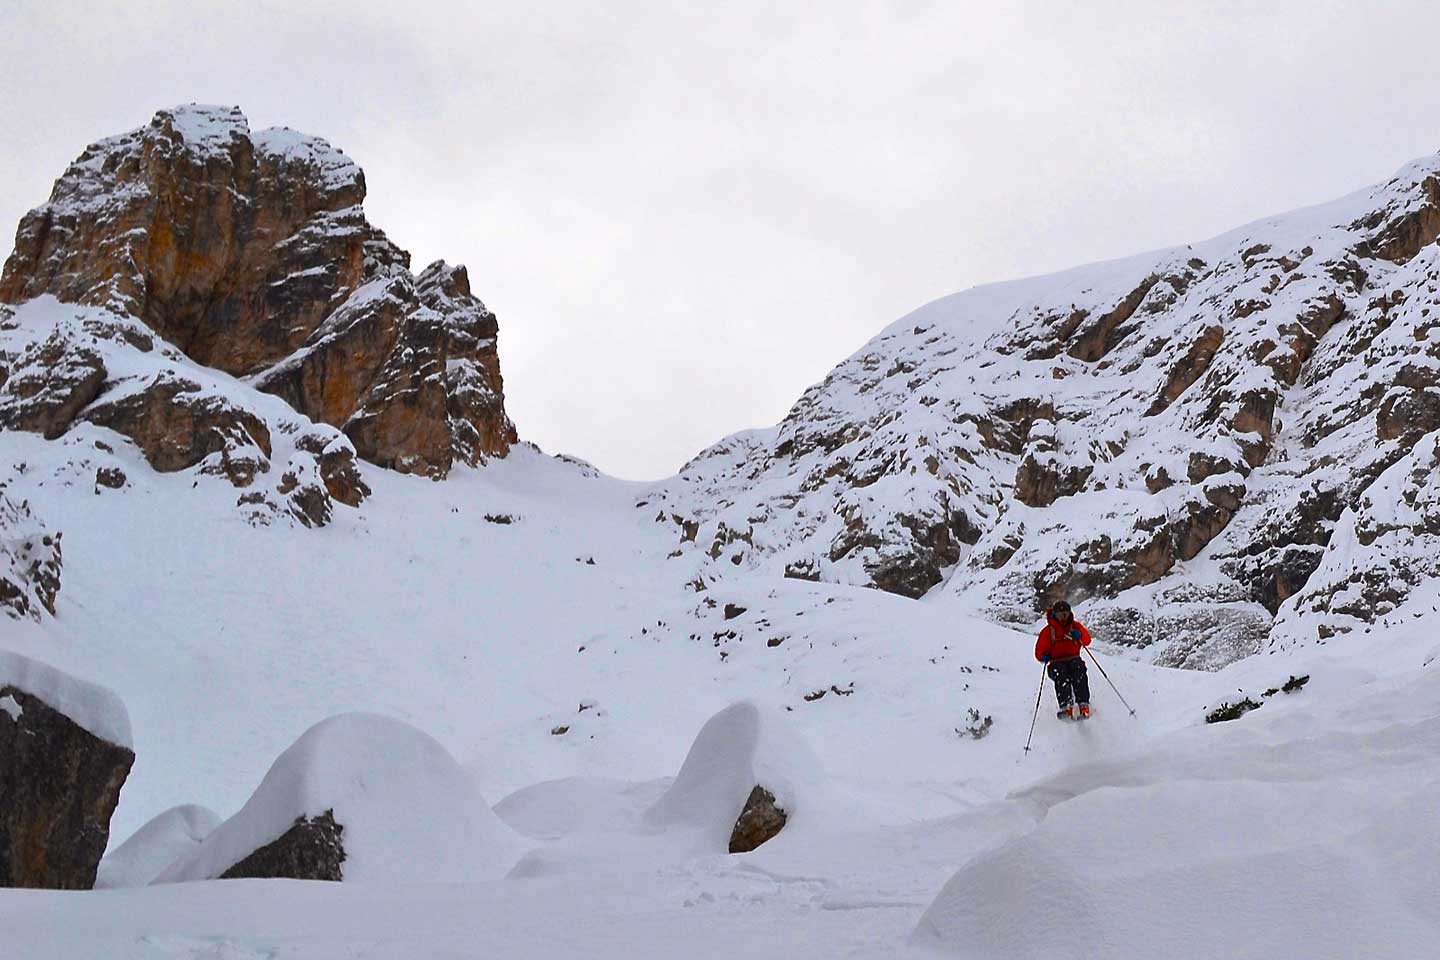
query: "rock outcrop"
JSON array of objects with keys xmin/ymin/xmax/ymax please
[
  {"xmin": 0, "ymin": 491, "xmax": 61, "ymax": 620},
  {"xmin": 0, "ymin": 652, "xmax": 134, "ymax": 889},
  {"xmin": 0, "ymin": 322, "xmax": 106, "ymax": 439},
  {"xmin": 1, "ymin": 298, "xmax": 369, "ymax": 528},
  {"xmin": 1, "ymin": 104, "xmax": 515, "ymax": 484},
  {"xmin": 648, "ymin": 152, "xmax": 1440, "ymax": 667}
]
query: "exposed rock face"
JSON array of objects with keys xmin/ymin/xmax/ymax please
[
  {"xmin": 83, "ymin": 371, "xmax": 272, "ymax": 474},
  {"xmin": 324, "ymin": 262, "xmax": 516, "ymax": 476},
  {"xmin": 305, "ymin": 435, "xmax": 370, "ymax": 508},
  {"xmin": 1, "ymin": 298, "xmax": 368, "ymax": 529},
  {"xmin": 728, "ymin": 785, "xmax": 787, "ymax": 854},
  {"xmin": 1270, "ymin": 429, "xmax": 1440, "ymax": 648},
  {"xmin": 219, "ymin": 809, "xmax": 345, "ymax": 882},
  {"xmin": 1, "ymin": 104, "xmax": 515, "ymax": 481},
  {"xmin": 0, "ymin": 492, "xmax": 62, "ymax": 620},
  {"xmin": 1013, "ymin": 419, "xmax": 1095, "ymax": 508},
  {"xmin": 0, "ymin": 679, "xmax": 134, "ymax": 889},
  {"xmin": 648, "ymin": 152, "xmax": 1440, "ymax": 667},
  {"xmin": 0, "ymin": 327, "xmax": 106, "ymax": 439}
]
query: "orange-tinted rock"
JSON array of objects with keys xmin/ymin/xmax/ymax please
[
  {"xmin": 252, "ymin": 277, "xmax": 410, "ymax": 431},
  {"xmin": 81, "ymin": 370, "xmax": 272, "ymax": 475},
  {"xmin": 0, "ymin": 107, "xmax": 400, "ymax": 376},
  {"xmin": 1, "ymin": 105, "xmax": 515, "ymax": 478},
  {"xmin": 342, "ymin": 262, "xmax": 517, "ymax": 475}
]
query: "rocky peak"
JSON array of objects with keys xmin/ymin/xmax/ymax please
[
  {"xmin": 1, "ymin": 104, "xmax": 515, "ymax": 485},
  {"xmin": 0, "ymin": 104, "xmax": 395, "ymax": 370}
]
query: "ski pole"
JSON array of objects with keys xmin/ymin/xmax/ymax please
[
  {"xmin": 1084, "ymin": 647, "xmax": 1137, "ymax": 717},
  {"xmin": 1022, "ymin": 662, "xmax": 1047, "ymax": 755}
]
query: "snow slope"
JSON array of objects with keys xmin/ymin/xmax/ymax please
[
  {"xmin": 2, "ymin": 421, "xmax": 1436, "ymax": 956},
  {"xmin": 918, "ymin": 644, "xmax": 1440, "ymax": 960}
]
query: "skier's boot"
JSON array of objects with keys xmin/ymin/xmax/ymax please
[
  {"xmin": 1077, "ymin": 703, "xmax": 1091, "ymax": 720},
  {"xmin": 1056, "ymin": 704, "xmax": 1075, "ymax": 721}
]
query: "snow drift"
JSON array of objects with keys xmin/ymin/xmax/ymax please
[
  {"xmin": 154, "ymin": 713, "xmax": 522, "ymax": 884},
  {"xmin": 644, "ymin": 700, "xmax": 824, "ymax": 852},
  {"xmin": 914, "ymin": 663, "xmax": 1440, "ymax": 960},
  {"xmin": 95, "ymin": 804, "xmax": 220, "ymax": 889}
]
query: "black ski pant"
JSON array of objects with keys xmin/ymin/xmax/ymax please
[{"xmin": 1047, "ymin": 656, "xmax": 1090, "ymax": 708}]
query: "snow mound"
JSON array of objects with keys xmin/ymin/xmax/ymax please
[
  {"xmin": 915, "ymin": 667, "xmax": 1440, "ymax": 959},
  {"xmin": 644, "ymin": 700, "xmax": 824, "ymax": 852},
  {"xmin": 154, "ymin": 713, "xmax": 522, "ymax": 884},
  {"xmin": 0, "ymin": 648, "xmax": 132, "ymax": 748},
  {"xmin": 96, "ymin": 804, "xmax": 221, "ymax": 889},
  {"xmin": 496, "ymin": 777, "xmax": 666, "ymax": 840}
]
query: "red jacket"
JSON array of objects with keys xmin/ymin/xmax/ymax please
[{"xmin": 1036, "ymin": 615, "xmax": 1091, "ymax": 662}]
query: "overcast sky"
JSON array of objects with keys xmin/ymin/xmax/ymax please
[{"xmin": 3, "ymin": 1, "xmax": 1438, "ymax": 479}]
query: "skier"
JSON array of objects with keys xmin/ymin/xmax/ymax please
[{"xmin": 1035, "ymin": 600, "xmax": 1092, "ymax": 720}]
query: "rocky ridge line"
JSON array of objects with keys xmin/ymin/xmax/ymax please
[{"xmin": 647, "ymin": 154, "xmax": 1440, "ymax": 667}]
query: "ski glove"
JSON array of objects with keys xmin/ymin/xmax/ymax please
[
  {"xmin": 1041, "ymin": 654, "xmax": 1051, "ymax": 663},
  {"xmin": 1070, "ymin": 628, "xmax": 1082, "ymax": 640}
]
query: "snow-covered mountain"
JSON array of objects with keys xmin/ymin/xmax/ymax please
[
  {"xmin": 2, "ymin": 108, "xmax": 1438, "ymax": 957},
  {"xmin": 650, "ymin": 154, "xmax": 1440, "ymax": 668},
  {"xmin": 0, "ymin": 104, "xmax": 518, "ymax": 614},
  {"xmin": 1, "ymin": 104, "xmax": 514, "ymax": 487}
]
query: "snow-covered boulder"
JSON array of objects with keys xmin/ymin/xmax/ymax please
[
  {"xmin": 0, "ymin": 650, "xmax": 134, "ymax": 889},
  {"xmin": 644, "ymin": 701, "xmax": 823, "ymax": 854},
  {"xmin": 95, "ymin": 804, "xmax": 220, "ymax": 889},
  {"xmin": 154, "ymin": 713, "xmax": 521, "ymax": 884}
]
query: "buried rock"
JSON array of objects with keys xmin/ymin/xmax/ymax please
[
  {"xmin": 729, "ymin": 785, "xmax": 788, "ymax": 854},
  {"xmin": 1205, "ymin": 697, "xmax": 1263, "ymax": 723},
  {"xmin": 154, "ymin": 713, "xmax": 520, "ymax": 884},
  {"xmin": 220, "ymin": 809, "xmax": 345, "ymax": 881},
  {"xmin": 645, "ymin": 700, "xmax": 820, "ymax": 854}
]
